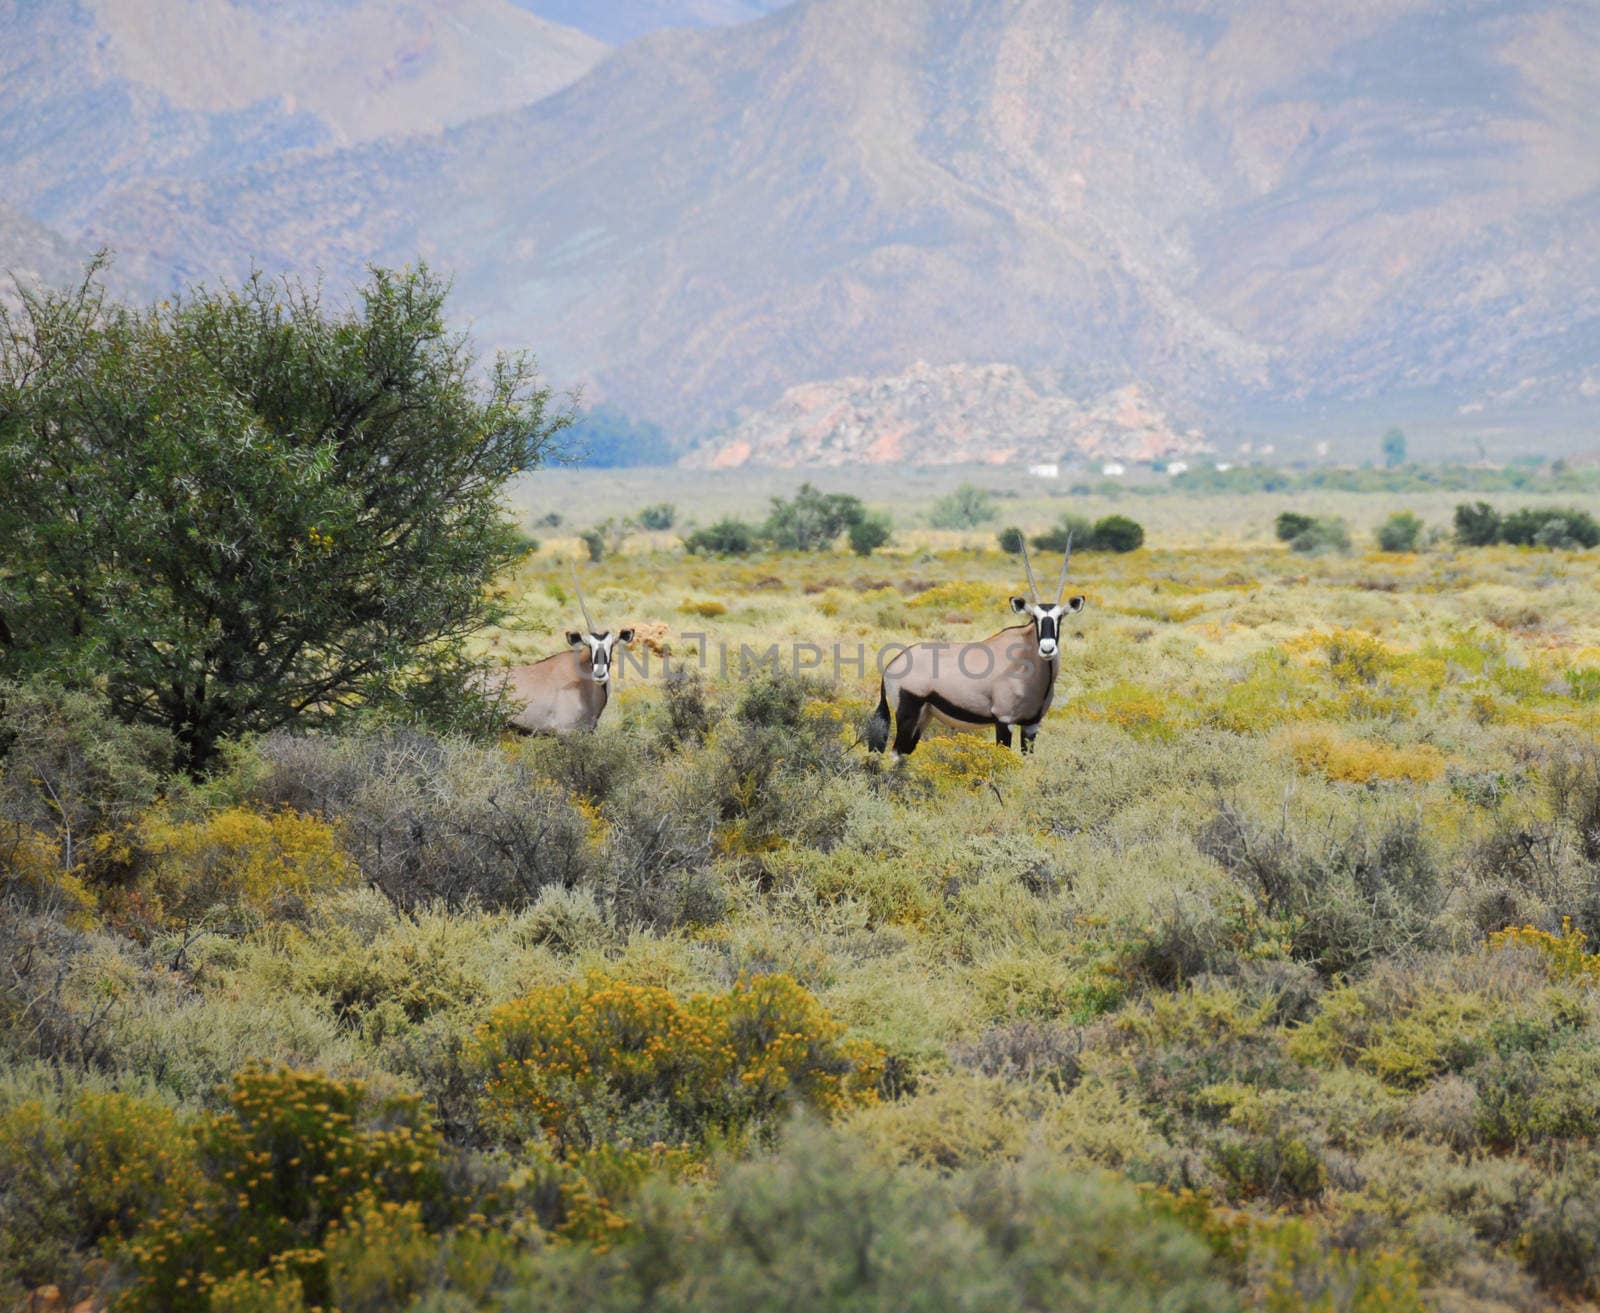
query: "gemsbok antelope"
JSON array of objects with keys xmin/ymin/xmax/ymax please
[
  {"xmin": 867, "ymin": 535, "xmax": 1085, "ymax": 758},
  {"xmin": 502, "ymin": 567, "xmax": 634, "ymax": 734}
]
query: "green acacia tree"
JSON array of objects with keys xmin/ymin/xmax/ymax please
[{"xmin": 0, "ymin": 261, "xmax": 568, "ymax": 772}]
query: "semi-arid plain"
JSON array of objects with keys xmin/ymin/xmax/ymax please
[
  {"xmin": 5, "ymin": 0, "xmax": 1600, "ymax": 1308},
  {"xmin": 7, "ymin": 465, "xmax": 1600, "ymax": 1311}
]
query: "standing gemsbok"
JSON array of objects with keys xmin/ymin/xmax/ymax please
[
  {"xmin": 501, "ymin": 566, "xmax": 634, "ymax": 734},
  {"xmin": 867, "ymin": 536, "xmax": 1085, "ymax": 758}
]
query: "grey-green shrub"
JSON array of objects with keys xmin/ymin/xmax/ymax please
[
  {"xmin": 1377, "ymin": 511, "xmax": 1423, "ymax": 552},
  {"xmin": 930, "ymin": 483, "xmax": 999, "ymax": 529},
  {"xmin": 482, "ymin": 1126, "xmax": 1238, "ymax": 1313},
  {"xmin": 250, "ymin": 730, "xmax": 595, "ymax": 911}
]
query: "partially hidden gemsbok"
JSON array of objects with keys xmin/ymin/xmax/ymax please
[
  {"xmin": 868, "ymin": 535, "xmax": 1085, "ymax": 758},
  {"xmin": 502, "ymin": 567, "xmax": 634, "ymax": 734}
]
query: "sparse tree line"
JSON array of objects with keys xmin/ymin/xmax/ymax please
[
  {"xmin": 574, "ymin": 482, "xmax": 1148, "ymax": 561},
  {"xmin": 1274, "ymin": 504, "xmax": 1600, "ymax": 556},
  {"xmin": 683, "ymin": 483, "xmax": 891, "ymax": 558}
]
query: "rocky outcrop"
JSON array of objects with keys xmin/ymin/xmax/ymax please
[{"xmin": 684, "ymin": 363, "xmax": 1210, "ymax": 468}]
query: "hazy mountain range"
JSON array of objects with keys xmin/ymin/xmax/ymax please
[
  {"xmin": 508, "ymin": 0, "xmax": 791, "ymax": 45},
  {"xmin": 3, "ymin": 0, "xmax": 1597, "ymax": 465}
]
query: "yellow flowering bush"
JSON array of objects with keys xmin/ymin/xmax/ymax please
[
  {"xmin": 140, "ymin": 806, "xmax": 354, "ymax": 926},
  {"xmin": 510, "ymin": 1138, "xmax": 696, "ymax": 1248},
  {"xmin": 1140, "ymin": 1186, "xmax": 1426, "ymax": 1311},
  {"xmin": 471, "ymin": 973, "xmax": 884, "ymax": 1153},
  {"xmin": 0, "ymin": 826, "xmax": 99, "ymax": 926},
  {"xmin": 0, "ymin": 1090, "xmax": 201, "ymax": 1295},
  {"xmin": 1303, "ymin": 629, "xmax": 1399, "ymax": 686},
  {"xmin": 1280, "ymin": 725, "xmax": 1445, "ymax": 784},
  {"xmin": 118, "ymin": 1065, "xmax": 445, "ymax": 1312},
  {"xmin": 907, "ymin": 580, "xmax": 996, "ymax": 613},
  {"xmin": 1201, "ymin": 654, "xmax": 1336, "ymax": 733},
  {"xmin": 1491, "ymin": 918, "xmax": 1600, "ymax": 986},
  {"xmin": 323, "ymin": 1198, "xmax": 435, "ymax": 1312},
  {"xmin": 1070, "ymin": 682, "xmax": 1181, "ymax": 739},
  {"xmin": 916, "ymin": 734, "xmax": 1021, "ymax": 788}
]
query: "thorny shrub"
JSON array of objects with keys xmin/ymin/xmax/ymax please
[
  {"xmin": 1198, "ymin": 800, "xmax": 1441, "ymax": 976},
  {"xmin": 250, "ymin": 730, "xmax": 595, "ymax": 911}
]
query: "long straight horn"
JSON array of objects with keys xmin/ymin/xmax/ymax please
[
  {"xmin": 1017, "ymin": 534, "xmax": 1041, "ymax": 604},
  {"xmin": 570, "ymin": 561, "xmax": 596, "ymax": 634},
  {"xmin": 1055, "ymin": 531, "xmax": 1074, "ymax": 603}
]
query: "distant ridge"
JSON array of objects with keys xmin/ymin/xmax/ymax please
[{"xmin": 4, "ymin": 0, "xmax": 1598, "ymax": 462}]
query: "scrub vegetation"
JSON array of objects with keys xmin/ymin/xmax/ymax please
[{"xmin": 5, "ymin": 470, "xmax": 1600, "ymax": 1312}]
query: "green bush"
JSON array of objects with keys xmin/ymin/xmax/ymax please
[
  {"xmin": 637, "ymin": 503, "xmax": 676, "ymax": 531},
  {"xmin": 1284, "ymin": 516, "xmax": 1350, "ymax": 555},
  {"xmin": 249, "ymin": 730, "xmax": 595, "ymax": 912},
  {"xmin": 1030, "ymin": 514, "xmax": 1092, "ymax": 554},
  {"xmin": 996, "ymin": 526, "xmax": 1025, "ymax": 554},
  {"xmin": 1519, "ymin": 1156, "xmax": 1600, "ymax": 1297},
  {"xmin": 848, "ymin": 511, "xmax": 893, "ymax": 556},
  {"xmin": 0, "ymin": 1085, "xmax": 201, "ymax": 1299},
  {"xmin": 1198, "ymin": 802, "xmax": 1441, "ymax": 977},
  {"xmin": 656, "ymin": 668, "xmax": 715, "ymax": 749},
  {"xmin": 1453, "ymin": 501, "xmax": 1502, "ymax": 546},
  {"xmin": 483, "ymin": 1126, "xmax": 1240, "ymax": 1313},
  {"xmin": 1500, "ymin": 506, "xmax": 1600, "ymax": 550},
  {"xmin": 764, "ymin": 483, "xmax": 873, "ymax": 552},
  {"xmin": 1376, "ymin": 511, "xmax": 1424, "ymax": 552},
  {"xmin": 1030, "ymin": 514, "xmax": 1144, "ymax": 553},
  {"xmin": 1451, "ymin": 502, "xmax": 1598, "ymax": 550},
  {"xmin": 1089, "ymin": 513, "xmax": 1145, "ymax": 552},
  {"xmin": 684, "ymin": 517, "xmax": 759, "ymax": 556},
  {"xmin": 0, "ymin": 680, "xmax": 173, "ymax": 904},
  {"xmin": 1275, "ymin": 511, "xmax": 1316, "ymax": 542},
  {"xmin": 929, "ymin": 483, "xmax": 999, "ymax": 529}
]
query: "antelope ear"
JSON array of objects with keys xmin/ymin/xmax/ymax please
[
  {"xmin": 1066, "ymin": 595, "xmax": 1087, "ymax": 613},
  {"xmin": 617, "ymin": 628, "xmax": 635, "ymax": 643},
  {"xmin": 566, "ymin": 631, "xmax": 583, "ymax": 647},
  {"xmin": 1010, "ymin": 596, "xmax": 1030, "ymax": 613}
]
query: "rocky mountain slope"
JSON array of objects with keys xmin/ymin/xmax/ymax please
[
  {"xmin": 0, "ymin": 205, "xmax": 87, "ymax": 314},
  {"xmin": 0, "ymin": 0, "xmax": 605, "ymax": 229},
  {"xmin": 5, "ymin": 0, "xmax": 1597, "ymax": 463}
]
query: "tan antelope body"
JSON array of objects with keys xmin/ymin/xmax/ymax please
[
  {"xmin": 868, "ymin": 537, "xmax": 1085, "ymax": 757},
  {"xmin": 501, "ymin": 566, "xmax": 633, "ymax": 735}
]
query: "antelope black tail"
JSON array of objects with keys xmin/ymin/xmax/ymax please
[{"xmin": 866, "ymin": 681, "xmax": 891, "ymax": 753}]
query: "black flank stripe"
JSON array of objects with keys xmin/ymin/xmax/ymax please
[{"xmin": 925, "ymin": 690, "xmax": 997, "ymax": 726}]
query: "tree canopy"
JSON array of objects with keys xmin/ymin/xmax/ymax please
[{"xmin": 0, "ymin": 262, "xmax": 568, "ymax": 771}]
